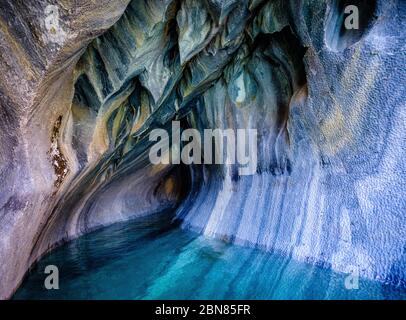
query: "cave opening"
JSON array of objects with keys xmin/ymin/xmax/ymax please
[
  {"xmin": 58, "ymin": 0, "xmax": 309, "ymax": 236},
  {"xmin": 325, "ymin": 0, "xmax": 378, "ymax": 51}
]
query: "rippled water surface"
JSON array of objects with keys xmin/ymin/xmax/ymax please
[{"xmin": 14, "ymin": 213, "xmax": 406, "ymax": 300}]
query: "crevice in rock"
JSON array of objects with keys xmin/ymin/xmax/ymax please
[{"xmin": 49, "ymin": 115, "xmax": 69, "ymax": 189}]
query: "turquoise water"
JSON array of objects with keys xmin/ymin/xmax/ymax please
[{"xmin": 14, "ymin": 212, "xmax": 406, "ymax": 300}]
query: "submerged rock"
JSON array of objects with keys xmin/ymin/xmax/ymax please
[{"xmin": 0, "ymin": 0, "xmax": 405, "ymax": 298}]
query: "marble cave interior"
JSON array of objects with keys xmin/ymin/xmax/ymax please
[{"xmin": 0, "ymin": 0, "xmax": 405, "ymax": 300}]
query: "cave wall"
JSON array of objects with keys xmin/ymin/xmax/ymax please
[
  {"xmin": 0, "ymin": 0, "xmax": 132, "ymax": 299},
  {"xmin": 179, "ymin": 0, "xmax": 406, "ymax": 287},
  {"xmin": 0, "ymin": 0, "xmax": 405, "ymax": 299}
]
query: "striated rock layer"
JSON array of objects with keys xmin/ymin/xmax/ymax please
[{"xmin": 0, "ymin": 0, "xmax": 405, "ymax": 298}]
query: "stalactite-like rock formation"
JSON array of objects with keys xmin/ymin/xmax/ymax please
[{"xmin": 0, "ymin": 0, "xmax": 405, "ymax": 298}]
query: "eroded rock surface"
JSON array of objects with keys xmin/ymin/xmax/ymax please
[{"xmin": 0, "ymin": 0, "xmax": 405, "ymax": 298}]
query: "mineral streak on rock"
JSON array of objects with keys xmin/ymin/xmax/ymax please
[
  {"xmin": 49, "ymin": 115, "xmax": 69, "ymax": 189},
  {"xmin": 0, "ymin": 0, "xmax": 405, "ymax": 299}
]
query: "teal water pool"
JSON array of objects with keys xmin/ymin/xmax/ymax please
[{"xmin": 14, "ymin": 213, "xmax": 406, "ymax": 300}]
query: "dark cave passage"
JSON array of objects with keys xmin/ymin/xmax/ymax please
[{"xmin": 325, "ymin": 0, "xmax": 378, "ymax": 51}]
